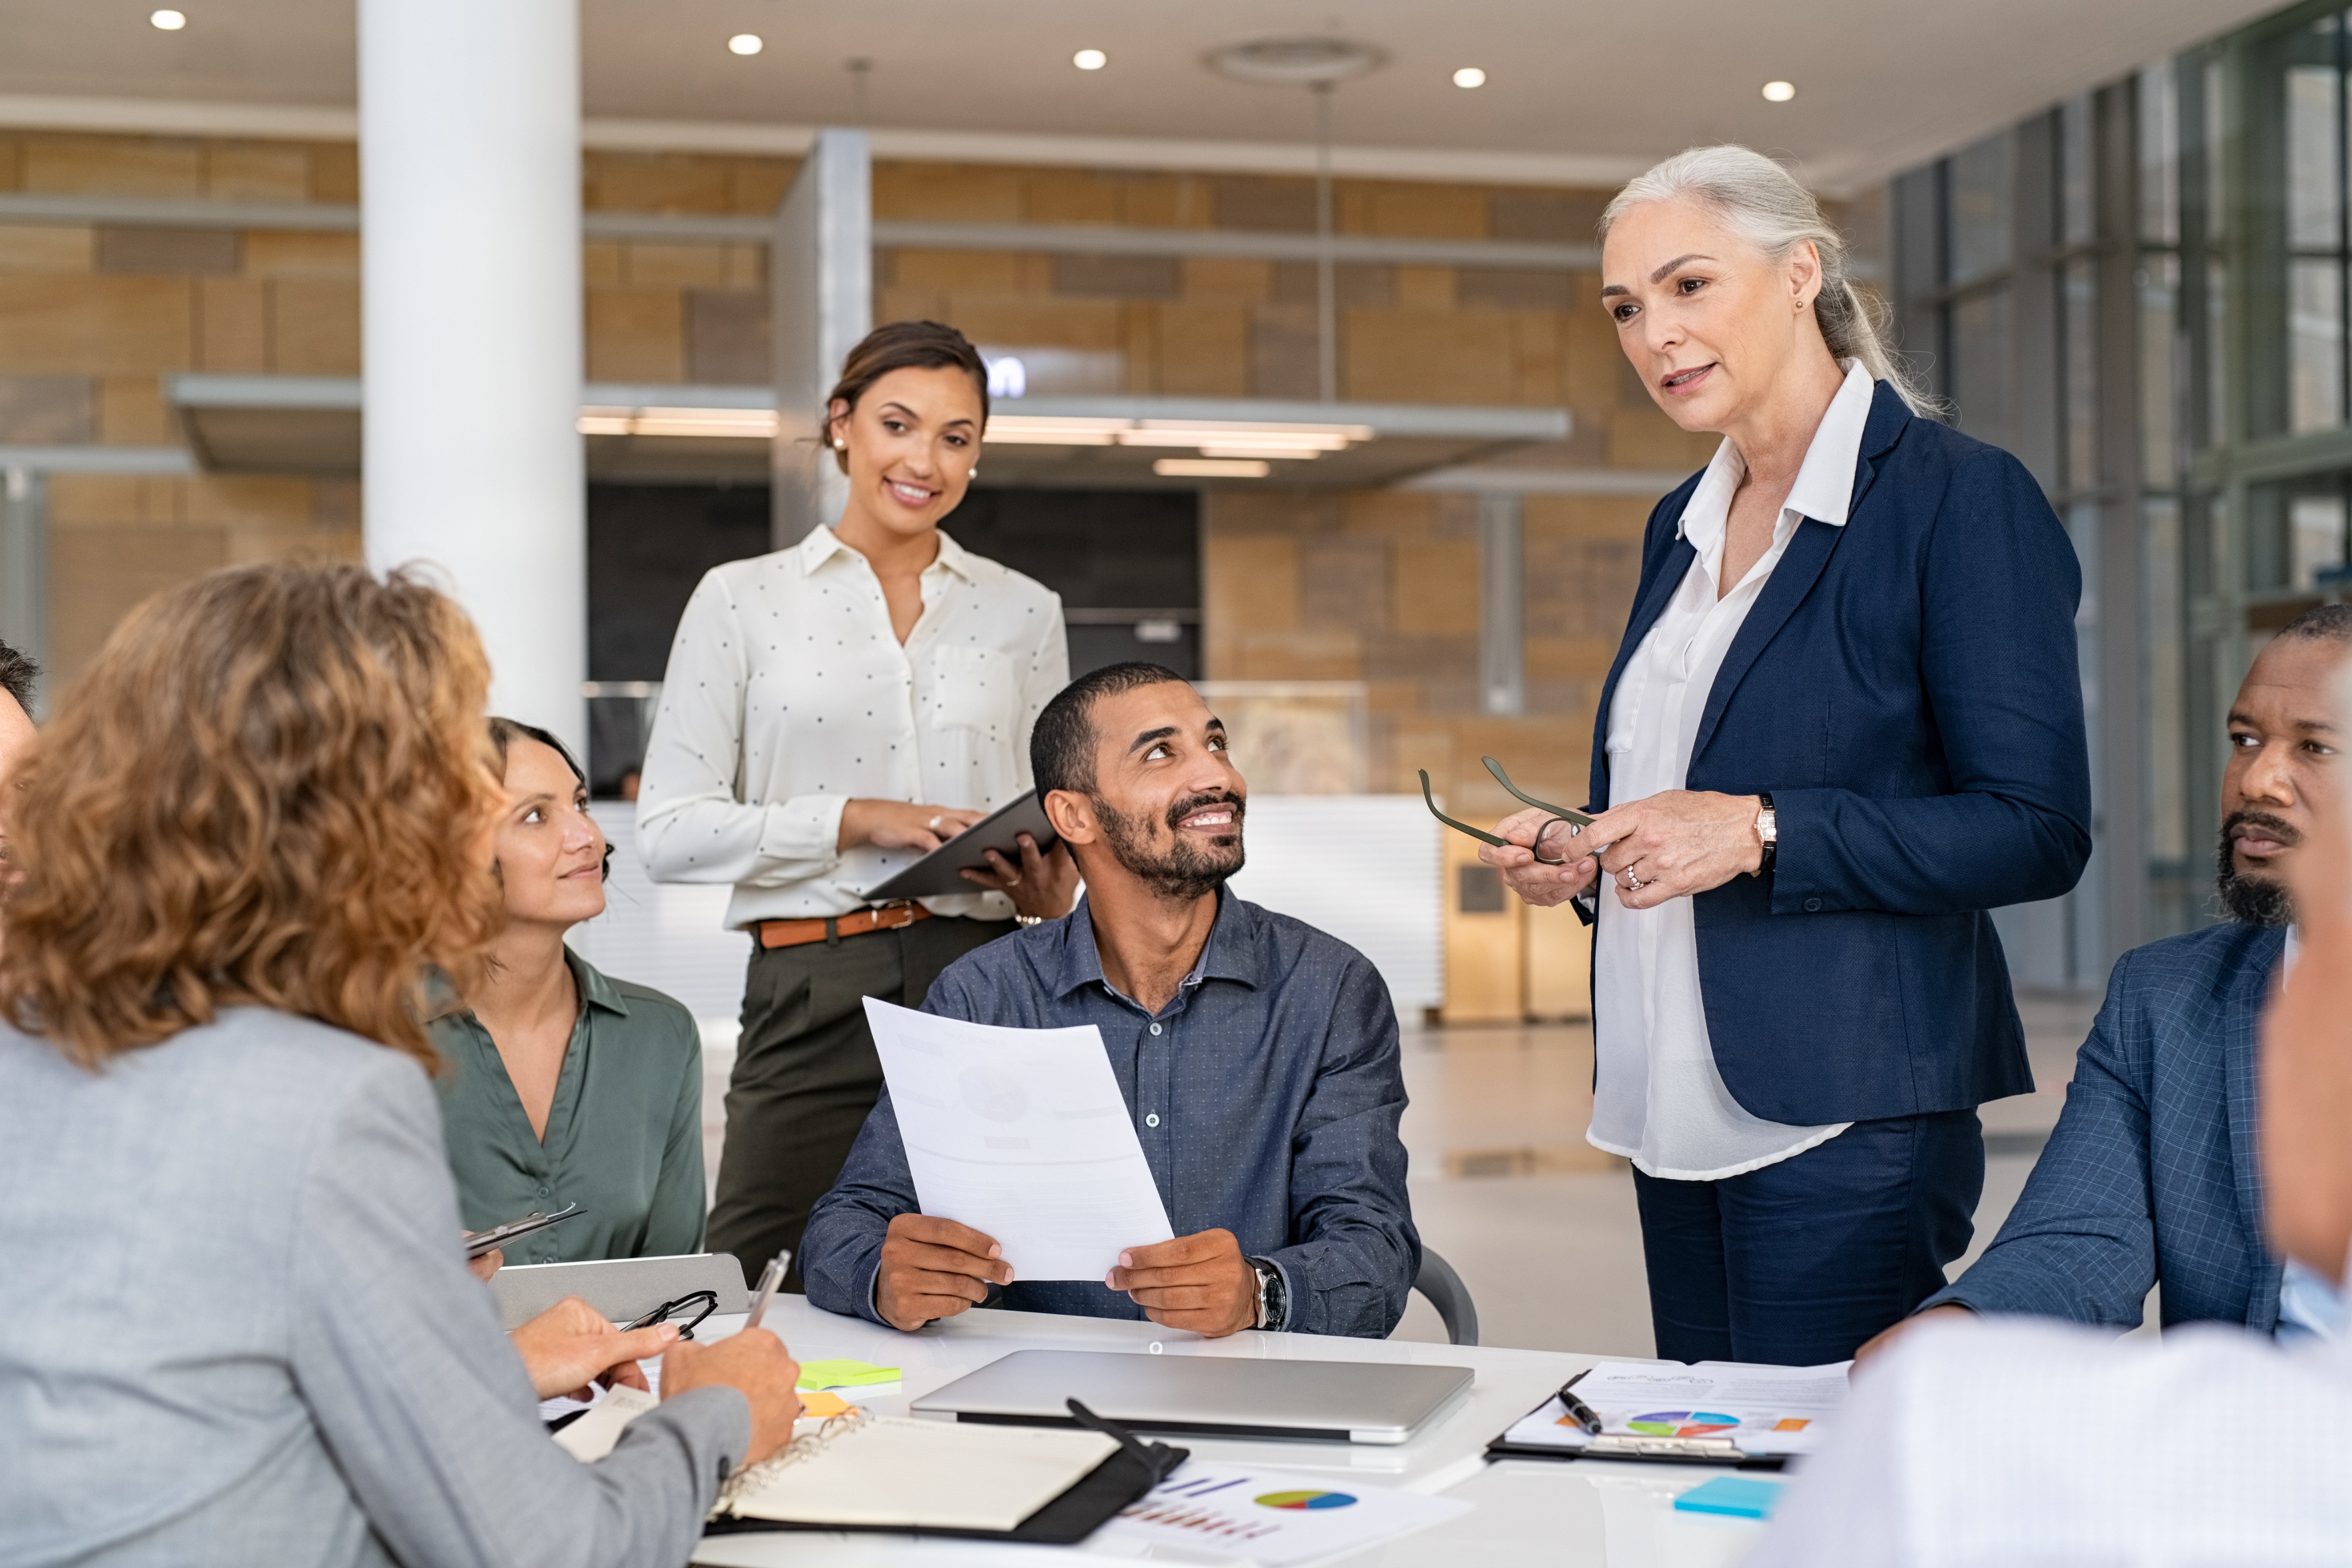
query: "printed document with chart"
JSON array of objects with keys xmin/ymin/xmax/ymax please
[
  {"xmin": 864, "ymin": 997, "xmax": 1174, "ymax": 1280},
  {"xmin": 1500, "ymin": 1361, "xmax": 1850, "ymax": 1457}
]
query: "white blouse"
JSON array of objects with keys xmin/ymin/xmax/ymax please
[
  {"xmin": 1588, "ymin": 361, "xmax": 1875, "ymax": 1181},
  {"xmin": 635, "ymin": 525, "xmax": 1068, "ymax": 928}
]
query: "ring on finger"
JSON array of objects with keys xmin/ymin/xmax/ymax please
[
  {"xmin": 927, "ymin": 814, "xmax": 943, "ymax": 831},
  {"xmin": 1622, "ymin": 869, "xmax": 1644, "ymax": 893}
]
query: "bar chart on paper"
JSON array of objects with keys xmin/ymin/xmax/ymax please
[{"xmin": 1102, "ymin": 1464, "xmax": 1470, "ymax": 1565}]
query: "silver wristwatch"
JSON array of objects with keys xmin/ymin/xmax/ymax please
[
  {"xmin": 1752, "ymin": 792, "xmax": 1777, "ymax": 876},
  {"xmin": 1249, "ymin": 1257, "xmax": 1287, "ymax": 1331}
]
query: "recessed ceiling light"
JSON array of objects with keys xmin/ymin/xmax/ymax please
[
  {"xmin": 1453, "ymin": 66, "xmax": 1486, "ymax": 89},
  {"xmin": 1761, "ymin": 80, "xmax": 1797, "ymax": 103},
  {"xmin": 150, "ymin": 8, "xmax": 187, "ymax": 28},
  {"xmin": 1155, "ymin": 458, "xmax": 1271, "ymax": 479},
  {"xmin": 1073, "ymin": 48, "xmax": 1108, "ymax": 71},
  {"xmin": 727, "ymin": 33, "xmax": 763, "ymax": 56}
]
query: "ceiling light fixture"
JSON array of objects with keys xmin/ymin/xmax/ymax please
[
  {"xmin": 1205, "ymin": 36, "xmax": 1387, "ymax": 85},
  {"xmin": 1073, "ymin": 48, "xmax": 1107, "ymax": 71},
  {"xmin": 727, "ymin": 33, "xmax": 763, "ymax": 56},
  {"xmin": 1761, "ymin": 80, "xmax": 1796, "ymax": 102},
  {"xmin": 984, "ymin": 415, "xmax": 1373, "ymax": 455},
  {"xmin": 149, "ymin": 8, "xmax": 187, "ymax": 28},
  {"xmin": 1453, "ymin": 67, "xmax": 1486, "ymax": 89},
  {"xmin": 1155, "ymin": 458, "xmax": 1272, "ymax": 479},
  {"xmin": 579, "ymin": 406, "xmax": 777, "ymax": 439}
]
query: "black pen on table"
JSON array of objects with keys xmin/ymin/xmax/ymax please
[
  {"xmin": 745, "ymin": 1250, "xmax": 790, "ymax": 1332},
  {"xmin": 1556, "ymin": 1369, "xmax": 1603, "ymax": 1435}
]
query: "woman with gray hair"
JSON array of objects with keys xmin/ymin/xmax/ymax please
[{"xmin": 1481, "ymin": 145, "xmax": 2092, "ymax": 1365}]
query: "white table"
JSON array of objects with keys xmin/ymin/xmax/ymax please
[{"xmin": 687, "ymin": 1297, "xmax": 1765, "ymax": 1568}]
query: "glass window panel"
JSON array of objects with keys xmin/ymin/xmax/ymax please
[
  {"xmin": 2141, "ymin": 252, "xmax": 2180, "ymax": 487},
  {"xmin": 2140, "ymin": 63, "xmax": 2180, "ymax": 246},
  {"xmin": 2292, "ymin": 492, "xmax": 2349, "ymax": 588},
  {"xmin": 1950, "ymin": 286, "xmax": 2014, "ymax": 452},
  {"xmin": 2287, "ymin": 61, "xmax": 2342, "ymax": 250},
  {"xmin": 2061, "ymin": 97, "xmax": 2096, "ymax": 247},
  {"xmin": 2064, "ymin": 258, "xmax": 2098, "ymax": 490},
  {"xmin": 2206, "ymin": 58, "xmax": 2228, "ymax": 250},
  {"xmin": 2209, "ymin": 258, "xmax": 2229, "ymax": 450},
  {"xmin": 1947, "ymin": 135, "xmax": 2014, "ymax": 285},
  {"xmin": 2289, "ymin": 257, "xmax": 2346, "ymax": 432},
  {"xmin": 2142, "ymin": 497, "xmax": 2186, "ymax": 868}
]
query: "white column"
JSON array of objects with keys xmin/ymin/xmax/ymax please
[{"xmin": 360, "ymin": 0, "xmax": 586, "ymax": 755}]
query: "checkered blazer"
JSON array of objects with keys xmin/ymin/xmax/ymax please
[{"xmin": 1925, "ymin": 920, "xmax": 2287, "ymax": 1331}]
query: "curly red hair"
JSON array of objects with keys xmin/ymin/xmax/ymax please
[{"xmin": 0, "ymin": 563, "xmax": 505, "ymax": 1069}]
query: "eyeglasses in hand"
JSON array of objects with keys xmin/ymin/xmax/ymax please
[
  {"xmin": 622, "ymin": 1289, "xmax": 718, "ymax": 1340},
  {"xmin": 1418, "ymin": 757, "xmax": 1594, "ymax": 866}
]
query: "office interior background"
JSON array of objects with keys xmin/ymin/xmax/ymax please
[{"xmin": 0, "ymin": 0, "xmax": 2324, "ymax": 1352}]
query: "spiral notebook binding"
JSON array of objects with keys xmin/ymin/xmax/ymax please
[{"xmin": 713, "ymin": 1404, "xmax": 875, "ymax": 1517}]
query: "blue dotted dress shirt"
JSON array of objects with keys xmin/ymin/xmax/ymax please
[{"xmin": 801, "ymin": 890, "xmax": 1421, "ymax": 1337}]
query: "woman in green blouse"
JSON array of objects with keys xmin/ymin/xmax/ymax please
[{"xmin": 435, "ymin": 719, "xmax": 706, "ymax": 1265}]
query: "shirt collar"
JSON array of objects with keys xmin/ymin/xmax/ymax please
[
  {"xmin": 1677, "ymin": 359, "xmax": 1878, "ymax": 546},
  {"xmin": 1046, "ymin": 886, "xmax": 1263, "ymax": 1004},
  {"xmin": 794, "ymin": 523, "xmax": 978, "ymax": 584},
  {"xmin": 566, "ymin": 947, "xmax": 631, "ymax": 1018}
]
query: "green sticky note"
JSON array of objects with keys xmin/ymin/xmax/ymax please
[{"xmin": 795, "ymin": 1358, "xmax": 901, "ymax": 1391}]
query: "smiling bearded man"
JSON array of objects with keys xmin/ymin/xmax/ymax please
[{"xmin": 800, "ymin": 662, "xmax": 1421, "ymax": 1339}]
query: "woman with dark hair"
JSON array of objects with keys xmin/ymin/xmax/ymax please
[
  {"xmin": 0, "ymin": 563, "xmax": 801, "ymax": 1567},
  {"xmin": 638, "ymin": 319, "xmax": 1077, "ymax": 1284},
  {"xmin": 435, "ymin": 718, "xmax": 708, "ymax": 1265}
]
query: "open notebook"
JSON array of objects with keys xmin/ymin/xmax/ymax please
[{"xmin": 559, "ymin": 1391, "xmax": 1144, "ymax": 1536}]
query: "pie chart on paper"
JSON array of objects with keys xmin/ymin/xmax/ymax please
[
  {"xmin": 1626, "ymin": 1411, "xmax": 1739, "ymax": 1437},
  {"xmin": 1255, "ymin": 1490, "xmax": 1358, "ymax": 1511}
]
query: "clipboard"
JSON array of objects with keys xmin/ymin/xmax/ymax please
[
  {"xmin": 1484, "ymin": 1393, "xmax": 1790, "ymax": 1472},
  {"xmin": 858, "ymin": 790, "xmax": 1059, "ymax": 903}
]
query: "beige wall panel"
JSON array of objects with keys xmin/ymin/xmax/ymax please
[
  {"xmin": 724, "ymin": 243, "xmax": 765, "ymax": 288},
  {"xmin": 47, "ymin": 474, "xmax": 175, "ymax": 526},
  {"xmin": 1393, "ymin": 266, "xmax": 1453, "ymax": 311},
  {"xmin": 939, "ymin": 296, "xmax": 1119, "ymax": 348},
  {"xmin": 1119, "ymin": 302, "xmax": 1161, "ymax": 392},
  {"xmin": 95, "ymin": 226, "xmax": 239, "ymax": 276},
  {"xmin": 585, "ymin": 287, "xmax": 684, "ymax": 383},
  {"xmin": 23, "ymin": 135, "xmax": 201, "ymax": 197},
  {"xmin": 1343, "ymin": 309, "xmax": 1514, "ymax": 405},
  {"xmin": 585, "ymin": 153, "xmax": 729, "ymax": 214},
  {"xmin": 269, "ymin": 278, "xmax": 360, "ymax": 374},
  {"xmin": 1023, "ymin": 169, "xmax": 1122, "ymax": 225},
  {"xmin": 1217, "ymin": 629, "xmax": 1363, "ymax": 681},
  {"xmin": 196, "ymin": 277, "xmax": 269, "ymax": 372},
  {"xmin": 1119, "ymin": 173, "xmax": 1213, "ymax": 229},
  {"xmin": 0, "ymin": 275, "xmax": 191, "ymax": 375},
  {"xmin": 1364, "ymin": 181, "xmax": 1487, "ymax": 239},
  {"xmin": 1298, "ymin": 534, "xmax": 1389, "ymax": 632},
  {"xmin": 1151, "ymin": 301, "xmax": 1249, "ymax": 397},
  {"xmin": 625, "ymin": 242, "xmax": 734, "ymax": 288},
  {"xmin": 1392, "ymin": 538, "xmax": 1478, "ymax": 634},
  {"xmin": 1523, "ymin": 898, "xmax": 1593, "ymax": 1019},
  {"xmin": 0, "ymin": 226, "xmax": 93, "ymax": 273},
  {"xmin": 1343, "ymin": 490, "xmax": 1442, "ymax": 539},
  {"xmin": 314, "ymin": 477, "xmax": 362, "ymax": 531},
  {"xmin": 1179, "ymin": 258, "xmax": 1269, "ymax": 303},
  {"xmin": 182, "ymin": 474, "xmax": 316, "ymax": 528},
  {"xmin": 1204, "ymin": 533, "xmax": 1301, "ymax": 639},
  {"xmin": 243, "ymin": 231, "xmax": 360, "ymax": 279},
  {"xmin": 1610, "ymin": 408, "xmax": 1717, "ymax": 469},
  {"xmin": 893, "ymin": 249, "xmax": 1031, "ymax": 294},
  {"xmin": 685, "ymin": 290, "xmax": 769, "ymax": 385},
  {"xmin": 1366, "ymin": 631, "xmax": 1477, "ymax": 687},
  {"xmin": 1513, "ymin": 311, "xmax": 1563, "ymax": 404},
  {"xmin": 309, "ymin": 141, "xmax": 359, "ymax": 204},
  {"xmin": 1491, "ymin": 187, "xmax": 1610, "ymax": 242},
  {"xmin": 205, "ymin": 141, "xmax": 310, "ymax": 202},
  {"xmin": 724, "ymin": 158, "xmax": 797, "ymax": 215},
  {"xmin": 1562, "ymin": 285, "xmax": 1622, "ymax": 411},
  {"xmin": 873, "ymin": 162, "xmax": 1023, "ymax": 223},
  {"xmin": 583, "ymin": 241, "xmax": 624, "ymax": 288},
  {"xmin": 1527, "ymin": 633, "xmax": 1627, "ymax": 680},
  {"xmin": 1525, "ymin": 492, "xmax": 1657, "ymax": 540},
  {"xmin": 49, "ymin": 524, "xmax": 228, "ymax": 686},
  {"xmin": 0, "ymin": 136, "xmax": 21, "ymax": 191},
  {"xmin": 1204, "ymin": 490, "xmax": 1344, "ymax": 534},
  {"xmin": 1442, "ymin": 827, "xmax": 1524, "ymax": 1024},
  {"xmin": 1249, "ymin": 303, "xmax": 1318, "ymax": 400},
  {"xmin": 0, "ymin": 374, "xmax": 94, "ymax": 442},
  {"xmin": 224, "ymin": 521, "xmax": 363, "ymax": 566},
  {"xmin": 876, "ymin": 286, "xmax": 947, "ymax": 324},
  {"xmin": 98, "ymin": 376, "xmax": 172, "ymax": 445}
]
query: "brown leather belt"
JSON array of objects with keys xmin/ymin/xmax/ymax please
[{"xmin": 757, "ymin": 903, "xmax": 930, "ymax": 950}]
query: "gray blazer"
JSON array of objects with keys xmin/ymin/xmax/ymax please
[{"xmin": 0, "ymin": 1006, "xmax": 749, "ymax": 1568}]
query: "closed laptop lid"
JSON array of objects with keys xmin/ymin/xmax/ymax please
[{"xmin": 909, "ymin": 1349, "xmax": 1475, "ymax": 1445}]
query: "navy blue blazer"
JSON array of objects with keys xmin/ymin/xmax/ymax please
[
  {"xmin": 1590, "ymin": 382, "xmax": 2091, "ymax": 1124},
  {"xmin": 1924, "ymin": 922, "xmax": 2286, "ymax": 1332}
]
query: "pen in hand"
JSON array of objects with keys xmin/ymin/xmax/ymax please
[
  {"xmin": 746, "ymin": 1250, "xmax": 791, "ymax": 1332},
  {"xmin": 1557, "ymin": 1369, "xmax": 1603, "ymax": 1436}
]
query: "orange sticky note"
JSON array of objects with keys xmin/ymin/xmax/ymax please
[
  {"xmin": 1772, "ymin": 1418, "xmax": 1810, "ymax": 1432},
  {"xmin": 799, "ymin": 1390, "xmax": 850, "ymax": 1419}
]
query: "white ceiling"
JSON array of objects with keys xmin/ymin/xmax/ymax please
[{"xmin": 0, "ymin": 0, "xmax": 2286, "ymax": 192}]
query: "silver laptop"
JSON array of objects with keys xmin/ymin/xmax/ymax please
[{"xmin": 909, "ymin": 1349, "xmax": 1474, "ymax": 1446}]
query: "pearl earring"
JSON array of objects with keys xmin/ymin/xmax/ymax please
[{"xmin": 833, "ymin": 439, "xmax": 846, "ymax": 450}]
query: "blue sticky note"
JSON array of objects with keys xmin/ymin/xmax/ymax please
[{"xmin": 1672, "ymin": 1476, "xmax": 1785, "ymax": 1519}]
